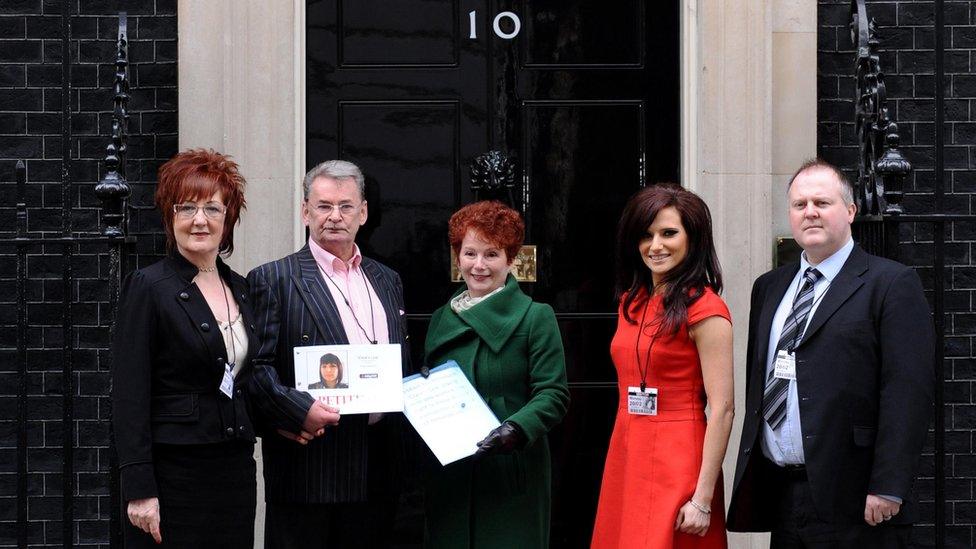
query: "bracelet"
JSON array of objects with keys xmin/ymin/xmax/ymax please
[{"xmin": 688, "ymin": 499, "xmax": 711, "ymax": 514}]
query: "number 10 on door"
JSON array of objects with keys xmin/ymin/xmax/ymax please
[{"xmin": 468, "ymin": 10, "xmax": 521, "ymax": 40}]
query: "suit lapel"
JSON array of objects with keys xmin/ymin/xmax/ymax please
[
  {"xmin": 797, "ymin": 246, "xmax": 868, "ymax": 348},
  {"xmin": 290, "ymin": 246, "xmax": 348, "ymax": 344},
  {"xmin": 174, "ymin": 284, "xmax": 227, "ymax": 373},
  {"xmin": 425, "ymin": 304, "xmax": 479, "ymax": 381},
  {"xmin": 165, "ymin": 255, "xmax": 227, "ymax": 379}
]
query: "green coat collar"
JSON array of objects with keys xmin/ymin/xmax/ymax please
[{"xmin": 427, "ymin": 274, "xmax": 532, "ymax": 355}]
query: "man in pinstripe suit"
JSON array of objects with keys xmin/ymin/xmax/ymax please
[{"xmin": 247, "ymin": 160, "xmax": 411, "ymax": 549}]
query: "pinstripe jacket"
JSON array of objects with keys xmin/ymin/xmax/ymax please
[{"xmin": 246, "ymin": 244, "xmax": 410, "ymax": 504}]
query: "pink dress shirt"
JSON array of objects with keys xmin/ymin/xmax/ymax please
[{"xmin": 308, "ymin": 239, "xmax": 390, "ymax": 346}]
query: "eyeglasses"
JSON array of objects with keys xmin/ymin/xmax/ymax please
[
  {"xmin": 312, "ymin": 203, "xmax": 359, "ymax": 216},
  {"xmin": 174, "ymin": 203, "xmax": 227, "ymax": 220}
]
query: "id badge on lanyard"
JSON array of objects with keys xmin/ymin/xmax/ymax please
[
  {"xmin": 627, "ymin": 386, "xmax": 658, "ymax": 415},
  {"xmin": 632, "ymin": 299, "xmax": 661, "ymax": 416},
  {"xmin": 219, "ymin": 363, "xmax": 235, "ymax": 398},
  {"xmin": 774, "ymin": 350, "xmax": 796, "ymax": 381}
]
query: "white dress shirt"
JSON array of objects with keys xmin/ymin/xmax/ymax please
[{"xmin": 761, "ymin": 238, "xmax": 854, "ymax": 465}]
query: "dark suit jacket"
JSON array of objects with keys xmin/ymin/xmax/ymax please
[
  {"xmin": 111, "ymin": 253, "xmax": 264, "ymax": 503},
  {"xmin": 247, "ymin": 245, "xmax": 410, "ymax": 504},
  {"xmin": 727, "ymin": 245, "xmax": 934, "ymax": 530}
]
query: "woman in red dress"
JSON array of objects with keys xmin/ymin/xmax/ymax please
[{"xmin": 591, "ymin": 184, "xmax": 735, "ymax": 548}]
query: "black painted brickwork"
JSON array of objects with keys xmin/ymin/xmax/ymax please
[
  {"xmin": 0, "ymin": 0, "xmax": 176, "ymax": 547},
  {"xmin": 819, "ymin": 1, "xmax": 976, "ymax": 547},
  {"xmin": 0, "ymin": 0, "xmax": 971, "ymax": 546}
]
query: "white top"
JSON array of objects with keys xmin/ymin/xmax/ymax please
[{"xmin": 218, "ymin": 313, "xmax": 248, "ymax": 377}]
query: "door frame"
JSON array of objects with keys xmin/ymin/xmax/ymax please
[
  {"xmin": 177, "ymin": 3, "xmax": 816, "ymax": 548},
  {"xmin": 177, "ymin": 0, "xmax": 714, "ymax": 271}
]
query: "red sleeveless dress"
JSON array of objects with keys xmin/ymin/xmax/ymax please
[{"xmin": 591, "ymin": 288, "xmax": 730, "ymax": 549}]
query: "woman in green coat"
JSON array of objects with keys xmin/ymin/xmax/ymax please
[{"xmin": 423, "ymin": 200, "xmax": 570, "ymax": 549}]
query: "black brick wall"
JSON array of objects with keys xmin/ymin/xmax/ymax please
[
  {"xmin": 0, "ymin": 0, "xmax": 175, "ymax": 546},
  {"xmin": 0, "ymin": 0, "xmax": 971, "ymax": 546},
  {"xmin": 819, "ymin": 0, "xmax": 976, "ymax": 547}
]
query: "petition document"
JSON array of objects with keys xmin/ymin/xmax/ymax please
[
  {"xmin": 294, "ymin": 344, "xmax": 403, "ymax": 414},
  {"xmin": 402, "ymin": 361, "xmax": 500, "ymax": 465}
]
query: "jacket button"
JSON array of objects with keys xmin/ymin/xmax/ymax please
[
  {"xmin": 301, "ymin": 334, "xmax": 310, "ymax": 342},
  {"xmin": 239, "ymin": 425, "xmax": 246, "ymax": 432},
  {"xmin": 744, "ymin": 448, "xmax": 751, "ymax": 455},
  {"xmin": 240, "ymin": 293, "xmax": 247, "ymax": 302},
  {"xmin": 201, "ymin": 322, "xmax": 210, "ymax": 332},
  {"xmin": 236, "ymin": 388, "xmax": 242, "ymax": 397},
  {"xmin": 250, "ymin": 324, "xmax": 255, "ymax": 331},
  {"xmin": 179, "ymin": 292, "xmax": 189, "ymax": 300},
  {"xmin": 217, "ymin": 357, "xmax": 224, "ymax": 364},
  {"xmin": 225, "ymin": 427, "xmax": 234, "ymax": 436},
  {"xmin": 753, "ymin": 409, "xmax": 760, "ymax": 416}
]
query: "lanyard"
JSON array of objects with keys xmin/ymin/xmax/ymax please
[
  {"xmin": 318, "ymin": 262, "xmax": 378, "ymax": 344},
  {"xmin": 219, "ymin": 277, "xmax": 237, "ymax": 370},
  {"xmin": 634, "ymin": 299, "xmax": 661, "ymax": 393}
]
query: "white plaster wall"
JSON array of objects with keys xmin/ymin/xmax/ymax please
[
  {"xmin": 684, "ymin": 1, "xmax": 817, "ymax": 547},
  {"xmin": 178, "ymin": 0, "xmax": 305, "ymax": 276},
  {"xmin": 685, "ymin": 1, "xmax": 771, "ymax": 546},
  {"xmin": 178, "ymin": 2, "xmax": 307, "ymax": 545},
  {"xmin": 772, "ymin": 0, "xmax": 819, "ymax": 238}
]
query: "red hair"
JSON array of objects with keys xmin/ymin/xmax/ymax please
[
  {"xmin": 448, "ymin": 200, "xmax": 524, "ymax": 260},
  {"xmin": 155, "ymin": 149, "xmax": 247, "ymax": 255}
]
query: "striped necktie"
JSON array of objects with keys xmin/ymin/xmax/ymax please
[{"xmin": 762, "ymin": 267, "xmax": 823, "ymax": 430}]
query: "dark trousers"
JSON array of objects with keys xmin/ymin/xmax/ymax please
[
  {"xmin": 264, "ymin": 498, "xmax": 397, "ymax": 549},
  {"xmin": 770, "ymin": 467, "xmax": 912, "ymax": 549}
]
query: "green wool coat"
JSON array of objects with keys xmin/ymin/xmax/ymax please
[{"xmin": 423, "ymin": 274, "xmax": 570, "ymax": 549}]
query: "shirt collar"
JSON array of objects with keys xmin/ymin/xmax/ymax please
[
  {"xmin": 799, "ymin": 237, "xmax": 854, "ymax": 283},
  {"xmin": 308, "ymin": 238, "xmax": 362, "ymax": 275}
]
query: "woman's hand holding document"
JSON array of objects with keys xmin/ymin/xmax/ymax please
[{"xmin": 401, "ymin": 361, "xmax": 500, "ymax": 465}]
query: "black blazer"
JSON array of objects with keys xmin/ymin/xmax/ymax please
[
  {"xmin": 727, "ymin": 246, "xmax": 935, "ymax": 529},
  {"xmin": 111, "ymin": 253, "xmax": 262, "ymax": 503},
  {"xmin": 247, "ymin": 245, "xmax": 410, "ymax": 504}
]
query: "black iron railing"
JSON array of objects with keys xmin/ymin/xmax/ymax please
[
  {"xmin": 0, "ymin": 10, "xmax": 134, "ymax": 549},
  {"xmin": 850, "ymin": 1, "xmax": 972, "ymax": 547},
  {"xmin": 850, "ymin": 0, "xmax": 912, "ymax": 260}
]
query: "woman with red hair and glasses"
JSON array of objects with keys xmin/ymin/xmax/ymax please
[
  {"xmin": 591, "ymin": 184, "xmax": 734, "ymax": 548},
  {"xmin": 423, "ymin": 200, "xmax": 570, "ymax": 548},
  {"xmin": 111, "ymin": 149, "xmax": 337, "ymax": 548}
]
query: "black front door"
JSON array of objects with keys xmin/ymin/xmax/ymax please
[{"xmin": 307, "ymin": 1, "xmax": 679, "ymax": 545}]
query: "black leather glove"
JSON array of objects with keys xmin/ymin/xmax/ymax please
[{"xmin": 475, "ymin": 421, "xmax": 525, "ymax": 456}]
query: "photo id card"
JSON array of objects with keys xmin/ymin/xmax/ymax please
[
  {"xmin": 219, "ymin": 365, "xmax": 235, "ymax": 398},
  {"xmin": 774, "ymin": 350, "xmax": 796, "ymax": 381},
  {"xmin": 293, "ymin": 344, "xmax": 403, "ymax": 414},
  {"xmin": 627, "ymin": 386, "xmax": 658, "ymax": 416}
]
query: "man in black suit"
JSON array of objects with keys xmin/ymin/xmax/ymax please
[
  {"xmin": 727, "ymin": 159, "xmax": 934, "ymax": 547},
  {"xmin": 247, "ymin": 160, "xmax": 410, "ymax": 549}
]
